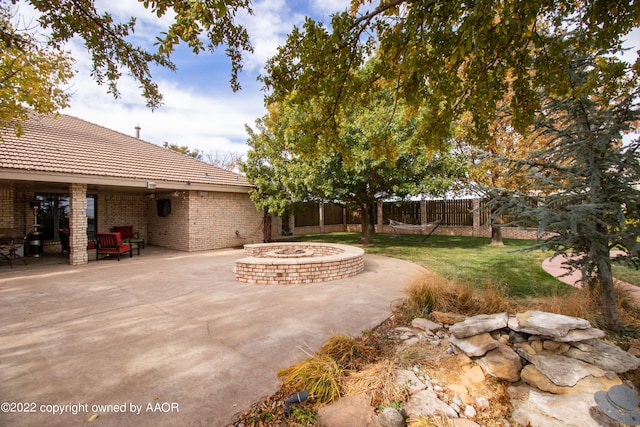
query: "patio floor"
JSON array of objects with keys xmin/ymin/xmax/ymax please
[{"xmin": 0, "ymin": 246, "xmax": 426, "ymax": 426}]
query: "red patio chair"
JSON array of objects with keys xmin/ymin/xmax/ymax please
[
  {"xmin": 112, "ymin": 226, "xmax": 145, "ymax": 249},
  {"xmin": 96, "ymin": 232, "xmax": 136, "ymax": 261}
]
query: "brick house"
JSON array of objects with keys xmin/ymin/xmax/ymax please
[{"xmin": 0, "ymin": 112, "xmax": 279, "ymax": 265}]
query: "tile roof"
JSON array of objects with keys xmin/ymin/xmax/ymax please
[{"xmin": 0, "ymin": 112, "xmax": 252, "ymax": 189}]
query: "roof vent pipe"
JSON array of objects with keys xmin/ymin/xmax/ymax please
[
  {"xmin": 135, "ymin": 125, "xmax": 141, "ymax": 139},
  {"xmin": 163, "ymin": 141, "xmax": 169, "ymax": 148}
]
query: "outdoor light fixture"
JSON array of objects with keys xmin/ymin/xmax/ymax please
[{"xmin": 147, "ymin": 181, "xmax": 156, "ymax": 189}]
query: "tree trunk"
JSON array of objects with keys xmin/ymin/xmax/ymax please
[
  {"xmin": 490, "ymin": 213, "xmax": 504, "ymax": 246},
  {"xmin": 360, "ymin": 202, "xmax": 372, "ymax": 245},
  {"xmin": 596, "ymin": 250, "xmax": 621, "ymax": 331}
]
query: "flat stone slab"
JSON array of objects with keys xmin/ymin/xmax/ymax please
[
  {"xmin": 565, "ymin": 340, "xmax": 640, "ymax": 373},
  {"xmin": 450, "ymin": 313, "xmax": 509, "ymax": 338},
  {"xmin": 450, "ymin": 333, "xmax": 499, "ymax": 357},
  {"xmin": 508, "ymin": 311, "xmax": 592, "ymax": 338},
  {"xmin": 517, "ymin": 352, "xmax": 605, "ymax": 387},
  {"xmin": 405, "ymin": 390, "xmax": 459, "ymax": 419}
]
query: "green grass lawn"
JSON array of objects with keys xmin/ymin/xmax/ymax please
[
  {"xmin": 288, "ymin": 232, "xmax": 570, "ymax": 298},
  {"xmin": 612, "ymin": 263, "xmax": 640, "ymax": 287}
]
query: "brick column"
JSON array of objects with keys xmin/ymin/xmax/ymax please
[{"xmin": 69, "ymin": 183, "xmax": 88, "ymax": 265}]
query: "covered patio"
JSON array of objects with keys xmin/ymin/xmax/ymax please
[{"xmin": 0, "ymin": 113, "xmax": 279, "ymax": 267}]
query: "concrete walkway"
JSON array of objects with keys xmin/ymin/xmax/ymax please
[
  {"xmin": 542, "ymin": 253, "xmax": 640, "ymax": 308},
  {"xmin": 0, "ymin": 247, "xmax": 425, "ymax": 427}
]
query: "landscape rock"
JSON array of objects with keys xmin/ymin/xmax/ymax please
[
  {"xmin": 477, "ymin": 343, "xmax": 522, "ymax": 382},
  {"xmin": 509, "ymin": 311, "xmax": 592, "ymax": 338},
  {"xmin": 432, "ymin": 311, "xmax": 466, "ymax": 325},
  {"xmin": 508, "ymin": 385, "xmax": 617, "ymax": 427},
  {"xmin": 517, "ymin": 352, "xmax": 605, "ymax": 387},
  {"xmin": 412, "ymin": 317, "xmax": 442, "ymax": 332},
  {"xmin": 316, "ymin": 394, "xmax": 378, "ymax": 427},
  {"xmin": 542, "ymin": 340, "xmax": 570, "ymax": 353},
  {"xmin": 448, "ymin": 384, "xmax": 472, "ymax": 405},
  {"xmin": 405, "ymin": 389, "xmax": 459, "ymax": 419},
  {"xmin": 550, "ymin": 327, "xmax": 606, "ymax": 342},
  {"xmin": 565, "ymin": 340, "xmax": 640, "ymax": 373},
  {"xmin": 474, "ymin": 396, "xmax": 490, "ymax": 410},
  {"xmin": 460, "ymin": 365, "xmax": 485, "ymax": 384},
  {"xmin": 449, "ymin": 333, "xmax": 499, "ymax": 357},
  {"xmin": 463, "ymin": 404, "xmax": 477, "ymax": 418},
  {"xmin": 396, "ymin": 369, "xmax": 427, "ymax": 394},
  {"xmin": 449, "ymin": 313, "xmax": 509, "ymax": 338},
  {"xmin": 520, "ymin": 364, "xmax": 622, "ymax": 395},
  {"xmin": 377, "ymin": 407, "xmax": 404, "ymax": 427}
]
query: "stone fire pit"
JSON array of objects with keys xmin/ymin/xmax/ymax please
[{"xmin": 235, "ymin": 242, "xmax": 365, "ymax": 285}]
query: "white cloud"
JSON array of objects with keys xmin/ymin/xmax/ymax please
[{"xmin": 239, "ymin": 0, "xmax": 306, "ymax": 72}]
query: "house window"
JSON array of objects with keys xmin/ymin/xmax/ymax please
[{"xmin": 35, "ymin": 194, "xmax": 97, "ymax": 240}]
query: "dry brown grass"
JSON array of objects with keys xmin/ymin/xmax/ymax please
[
  {"xmin": 399, "ymin": 272, "xmax": 513, "ymax": 321},
  {"xmin": 277, "ymin": 355, "xmax": 344, "ymax": 404},
  {"xmin": 342, "ymin": 359, "xmax": 408, "ymax": 407},
  {"xmin": 317, "ymin": 334, "xmax": 378, "ymax": 370},
  {"xmin": 524, "ymin": 287, "xmax": 598, "ymax": 322}
]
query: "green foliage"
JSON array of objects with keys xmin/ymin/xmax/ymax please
[
  {"xmin": 0, "ymin": 4, "xmax": 74, "ymax": 134},
  {"xmin": 5, "ymin": 0, "xmax": 252, "ymax": 128},
  {"xmin": 242, "ymin": 63, "xmax": 466, "ymax": 243},
  {"xmin": 167, "ymin": 143, "xmax": 202, "ymax": 160},
  {"xmin": 288, "ymin": 407, "xmax": 317, "ymax": 425},
  {"xmin": 486, "ymin": 41, "xmax": 640, "ymax": 331},
  {"xmin": 263, "ymin": 1, "xmax": 640, "ymax": 155}
]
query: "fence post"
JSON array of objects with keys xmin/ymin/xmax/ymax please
[
  {"xmin": 473, "ymin": 198, "xmax": 481, "ymax": 237},
  {"xmin": 420, "ymin": 200, "xmax": 427, "ymax": 226},
  {"xmin": 343, "ymin": 206, "xmax": 347, "ymax": 231},
  {"xmin": 319, "ymin": 202, "xmax": 325, "ymax": 232},
  {"xmin": 376, "ymin": 201, "xmax": 383, "ymax": 232}
]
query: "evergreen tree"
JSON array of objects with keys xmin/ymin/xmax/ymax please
[{"xmin": 488, "ymin": 43, "xmax": 640, "ymax": 331}]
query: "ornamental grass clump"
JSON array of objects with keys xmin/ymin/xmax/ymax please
[
  {"xmin": 317, "ymin": 334, "xmax": 378, "ymax": 370},
  {"xmin": 277, "ymin": 354, "xmax": 344, "ymax": 404},
  {"xmin": 342, "ymin": 359, "xmax": 407, "ymax": 407}
]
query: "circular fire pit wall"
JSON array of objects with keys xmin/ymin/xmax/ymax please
[{"xmin": 235, "ymin": 243, "xmax": 365, "ymax": 285}]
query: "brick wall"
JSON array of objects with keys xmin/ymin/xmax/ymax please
[
  {"xmin": 97, "ymin": 191, "xmax": 148, "ymax": 237},
  {"xmin": 145, "ymin": 190, "xmax": 281, "ymax": 251},
  {"xmin": 0, "ymin": 185, "xmax": 14, "ymax": 228},
  {"xmin": 188, "ymin": 191, "xmax": 281, "ymax": 250},
  {"xmin": 147, "ymin": 194, "xmax": 189, "ymax": 250}
]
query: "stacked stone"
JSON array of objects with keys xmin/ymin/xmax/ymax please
[
  {"xmin": 318, "ymin": 311, "xmax": 639, "ymax": 427},
  {"xmin": 417, "ymin": 310, "xmax": 640, "ymax": 426}
]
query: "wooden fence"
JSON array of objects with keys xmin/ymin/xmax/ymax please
[{"xmin": 289, "ymin": 199, "xmax": 538, "ymax": 240}]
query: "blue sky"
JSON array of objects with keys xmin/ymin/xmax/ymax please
[
  {"xmin": 52, "ymin": 0, "xmax": 352, "ymax": 157},
  {"xmin": 20, "ymin": 1, "xmax": 640, "ymax": 158}
]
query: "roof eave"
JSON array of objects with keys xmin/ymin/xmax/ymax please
[{"xmin": 0, "ymin": 169, "xmax": 253, "ymax": 194}]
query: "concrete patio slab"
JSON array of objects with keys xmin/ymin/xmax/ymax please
[{"xmin": 0, "ymin": 247, "xmax": 425, "ymax": 426}]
